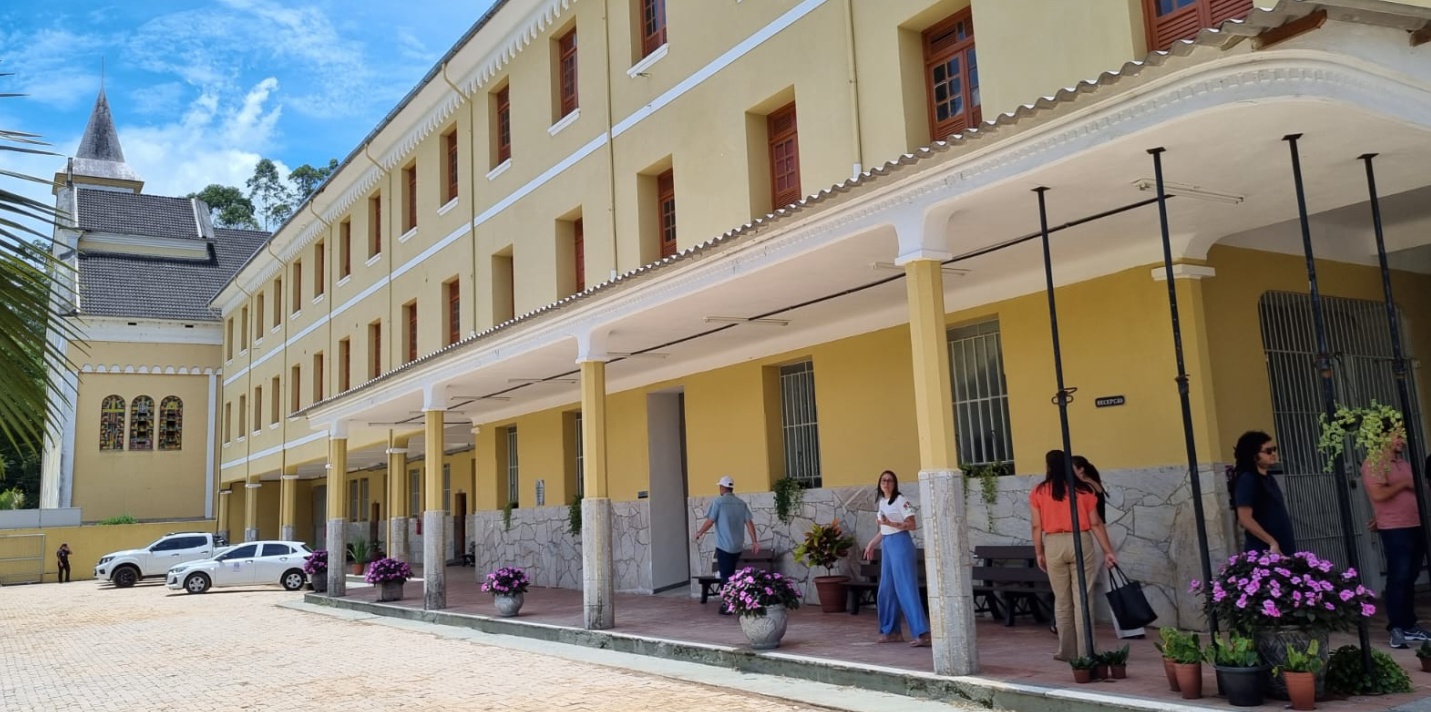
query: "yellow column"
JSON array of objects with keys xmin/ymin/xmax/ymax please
[
  {"xmin": 580, "ymin": 358, "xmax": 614, "ymax": 629},
  {"xmin": 580, "ymin": 361, "xmax": 609, "ymax": 498},
  {"xmin": 243, "ymin": 474, "xmax": 262, "ymax": 541},
  {"xmin": 279, "ymin": 466, "xmax": 298, "ymax": 542},
  {"xmin": 387, "ymin": 435, "xmax": 410, "ymax": 562},
  {"xmin": 905, "ymin": 259, "xmax": 957, "ymax": 469},
  {"xmin": 216, "ymin": 489, "xmax": 231, "ymax": 543},
  {"xmin": 326, "ymin": 435, "xmax": 348, "ymax": 596},
  {"xmin": 422, "ymin": 409, "xmax": 446, "ymax": 610}
]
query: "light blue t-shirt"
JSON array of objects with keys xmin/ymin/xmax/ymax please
[{"xmin": 705, "ymin": 493, "xmax": 752, "ymax": 554}]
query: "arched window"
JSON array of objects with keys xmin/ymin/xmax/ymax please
[
  {"xmin": 159, "ymin": 396, "xmax": 183, "ymax": 451},
  {"xmin": 130, "ymin": 396, "xmax": 155, "ymax": 451},
  {"xmin": 100, "ymin": 395, "xmax": 126, "ymax": 451}
]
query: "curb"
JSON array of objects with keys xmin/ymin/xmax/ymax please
[{"xmin": 301, "ymin": 593, "xmax": 1224, "ymax": 712}]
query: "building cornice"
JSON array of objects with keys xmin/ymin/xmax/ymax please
[{"xmin": 71, "ymin": 316, "xmax": 224, "ymax": 345}]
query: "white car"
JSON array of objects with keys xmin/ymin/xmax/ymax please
[{"xmin": 166, "ymin": 540, "xmax": 313, "ymax": 594}]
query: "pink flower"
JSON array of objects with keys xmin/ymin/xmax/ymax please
[
  {"xmin": 1261, "ymin": 600, "xmax": 1282, "ymax": 618},
  {"xmin": 1361, "ymin": 603, "xmax": 1377, "ymax": 617},
  {"xmin": 1236, "ymin": 595, "xmax": 1249, "ymax": 609}
]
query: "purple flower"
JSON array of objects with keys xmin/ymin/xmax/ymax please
[
  {"xmin": 1190, "ymin": 579, "xmax": 1201, "ymax": 591},
  {"xmin": 1236, "ymin": 595, "xmax": 1248, "ymax": 609},
  {"xmin": 1361, "ymin": 603, "xmax": 1377, "ymax": 617},
  {"xmin": 1261, "ymin": 599, "xmax": 1282, "ymax": 618}
]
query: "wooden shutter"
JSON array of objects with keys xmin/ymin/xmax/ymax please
[
  {"xmin": 924, "ymin": 9, "xmax": 981, "ymax": 142},
  {"xmin": 768, "ymin": 103, "xmax": 800, "ymax": 209},
  {"xmin": 641, "ymin": 0, "xmax": 667, "ymax": 58},
  {"xmin": 1146, "ymin": 0, "xmax": 1252, "ymax": 52},
  {"xmin": 573, "ymin": 218, "xmax": 585, "ymax": 292},
  {"xmin": 657, "ymin": 170, "xmax": 676, "ymax": 258},
  {"xmin": 559, "ymin": 29, "xmax": 578, "ymax": 117},
  {"xmin": 496, "ymin": 86, "xmax": 511, "ymax": 164},
  {"xmin": 444, "ymin": 132, "xmax": 459, "ymax": 203}
]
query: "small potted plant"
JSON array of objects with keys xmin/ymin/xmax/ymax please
[
  {"xmin": 1167, "ymin": 629, "xmax": 1204, "ymax": 700},
  {"xmin": 719, "ymin": 567, "xmax": 802, "ymax": 650},
  {"xmin": 1069, "ymin": 655, "xmax": 1097, "ymax": 684},
  {"xmin": 1277, "ymin": 639, "xmax": 1322, "ymax": 711},
  {"xmin": 1206, "ymin": 633, "xmax": 1265, "ymax": 707},
  {"xmin": 303, "ymin": 550, "xmax": 328, "ymax": 593},
  {"xmin": 793, "ymin": 519, "xmax": 856, "ymax": 613},
  {"xmin": 1154, "ymin": 628, "xmax": 1181, "ymax": 692},
  {"xmin": 1104, "ymin": 644, "xmax": 1130, "ymax": 679},
  {"xmin": 1090, "ymin": 650, "xmax": 1110, "ymax": 680},
  {"xmin": 482, "ymin": 566, "xmax": 530, "ymax": 617},
  {"xmin": 364, "ymin": 557, "xmax": 413, "ymax": 602},
  {"xmin": 347, "ymin": 540, "xmax": 371, "ymax": 576},
  {"xmin": 1418, "ymin": 641, "xmax": 1431, "ymax": 673}
]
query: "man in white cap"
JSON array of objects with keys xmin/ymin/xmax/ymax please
[{"xmin": 694, "ymin": 475, "xmax": 759, "ymax": 614}]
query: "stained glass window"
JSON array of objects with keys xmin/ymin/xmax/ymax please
[
  {"xmin": 159, "ymin": 396, "xmax": 183, "ymax": 451},
  {"xmin": 130, "ymin": 396, "xmax": 155, "ymax": 451},
  {"xmin": 100, "ymin": 395, "xmax": 126, "ymax": 451}
]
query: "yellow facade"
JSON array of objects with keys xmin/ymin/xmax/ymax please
[{"xmin": 0, "ymin": 520, "xmax": 216, "ymax": 583}]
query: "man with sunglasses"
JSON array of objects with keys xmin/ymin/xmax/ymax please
[{"xmin": 1232, "ymin": 430, "xmax": 1296, "ymax": 555}]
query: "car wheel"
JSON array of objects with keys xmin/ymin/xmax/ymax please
[
  {"xmin": 113, "ymin": 566, "xmax": 139, "ymax": 588},
  {"xmin": 281, "ymin": 569, "xmax": 306, "ymax": 591},
  {"xmin": 184, "ymin": 572, "xmax": 211, "ymax": 594}
]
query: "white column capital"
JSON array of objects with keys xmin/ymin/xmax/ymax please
[
  {"xmin": 281, "ymin": 474, "xmax": 300, "ymax": 481},
  {"xmin": 385, "ymin": 448, "xmax": 409, "ymax": 455},
  {"xmin": 892, "ymin": 207, "xmax": 955, "ymax": 265},
  {"xmin": 422, "ymin": 384, "xmax": 450, "ymax": 412},
  {"xmin": 329, "ymin": 420, "xmax": 349, "ymax": 440},
  {"xmin": 1151, "ymin": 264, "xmax": 1216, "ymax": 281},
  {"xmin": 575, "ymin": 326, "xmax": 611, "ymax": 364},
  {"xmin": 244, "ymin": 482, "xmax": 262, "ymax": 489}
]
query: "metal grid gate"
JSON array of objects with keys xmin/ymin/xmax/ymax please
[
  {"xmin": 779, "ymin": 360, "xmax": 822, "ymax": 487},
  {"xmin": 0, "ymin": 533, "xmax": 46, "ymax": 585},
  {"xmin": 1259, "ymin": 291, "xmax": 1425, "ymax": 592}
]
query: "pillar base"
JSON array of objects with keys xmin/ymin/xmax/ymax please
[
  {"xmin": 390, "ymin": 518, "xmax": 410, "ymax": 563},
  {"xmin": 581, "ymin": 497, "xmax": 615, "ymax": 630},
  {"xmin": 280, "ymin": 525, "xmax": 294, "ymax": 542},
  {"xmin": 326, "ymin": 518, "xmax": 346, "ymax": 598},
  {"xmin": 919, "ymin": 469, "xmax": 978, "ymax": 676},
  {"xmin": 423, "ymin": 510, "xmax": 446, "ymax": 611},
  {"xmin": 244, "ymin": 527, "xmax": 260, "ymax": 542}
]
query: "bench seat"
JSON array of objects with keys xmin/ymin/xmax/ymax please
[{"xmin": 693, "ymin": 551, "xmax": 778, "ymax": 604}]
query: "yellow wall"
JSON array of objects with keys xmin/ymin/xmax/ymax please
[{"xmin": 0, "ymin": 520, "xmax": 216, "ymax": 583}]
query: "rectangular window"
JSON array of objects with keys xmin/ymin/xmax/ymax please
[
  {"xmin": 339, "ymin": 220, "xmax": 352, "ymax": 278},
  {"xmin": 253, "ymin": 386, "xmax": 262, "ymax": 433},
  {"xmin": 767, "ymin": 102, "xmax": 800, "ymax": 209},
  {"xmin": 924, "ymin": 9, "xmax": 981, "ymax": 142},
  {"xmin": 494, "ymin": 85, "xmax": 511, "ymax": 165},
  {"xmin": 240, "ymin": 307, "xmax": 249, "ymax": 351},
  {"xmin": 224, "ymin": 401, "xmax": 232, "ymax": 442},
  {"xmin": 270, "ymin": 376, "xmax": 280, "ymax": 425},
  {"xmin": 573, "ymin": 218, "xmax": 585, "ymax": 292},
  {"xmin": 493, "ymin": 252, "xmax": 515, "ymax": 324},
  {"xmin": 226, "ymin": 319, "xmax": 234, "ymax": 360},
  {"xmin": 506, "ymin": 426, "xmax": 519, "ymax": 506},
  {"xmin": 313, "ymin": 352, "xmax": 324, "ymax": 403},
  {"xmin": 272, "ymin": 278, "xmax": 282, "ymax": 328},
  {"xmin": 1146, "ymin": 0, "xmax": 1252, "ymax": 52},
  {"xmin": 292, "ymin": 260, "xmax": 303, "ymax": 312},
  {"xmin": 403, "ymin": 301, "xmax": 418, "ymax": 364},
  {"xmin": 369, "ymin": 321, "xmax": 383, "ymax": 379},
  {"xmin": 314, "ymin": 241, "xmax": 325, "ymax": 298},
  {"xmin": 409, "ymin": 467, "xmax": 423, "ymax": 516},
  {"xmin": 238, "ymin": 395, "xmax": 247, "ymax": 438},
  {"xmin": 558, "ymin": 28, "xmax": 578, "ymax": 118},
  {"xmin": 640, "ymin": 0, "xmax": 667, "ymax": 59},
  {"xmin": 256, "ymin": 293, "xmax": 265, "ymax": 335},
  {"xmin": 290, "ymin": 365, "xmax": 301, "ymax": 414},
  {"xmin": 443, "ymin": 130, "xmax": 459, "ymax": 204},
  {"xmin": 369, "ymin": 195, "xmax": 382, "ymax": 258},
  {"xmin": 779, "ymin": 360, "xmax": 822, "ymax": 487},
  {"xmin": 947, "ymin": 320, "xmax": 1014, "ymax": 465},
  {"xmin": 657, "ymin": 169, "xmax": 676, "ymax": 258},
  {"xmin": 574, "ymin": 412, "xmax": 585, "ymax": 497},
  {"xmin": 402, "ymin": 164, "xmax": 417, "ymax": 233},
  {"xmin": 338, "ymin": 338, "xmax": 351, "ymax": 393},
  {"xmin": 446, "ymin": 279, "xmax": 461, "ymax": 346},
  {"xmin": 442, "ymin": 463, "xmax": 452, "ymax": 514}
]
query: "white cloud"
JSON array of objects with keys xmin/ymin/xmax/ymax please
[{"xmin": 0, "ymin": 27, "xmax": 108, "ymax": 110}]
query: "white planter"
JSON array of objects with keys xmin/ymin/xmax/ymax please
[
  {"xmin": 494, "ymin": 592, "xmax": 524, "ymax": 617},
  {"xmin": 738, "ymin": 604, "xmax": 789, "ymax": 650}
]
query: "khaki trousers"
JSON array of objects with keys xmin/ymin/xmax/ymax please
[{"xmin": 1044, "ymin": 531, "xmax": 1099, "ymax": 661}]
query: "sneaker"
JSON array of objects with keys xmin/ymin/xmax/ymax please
[
  {"xmin": 1390, "ymin": 628, "xmax": 1408, "ymax": 649},
  {"xmin": 1404, "ymin": 626, "xmax": 1431, "ymax": 642}
]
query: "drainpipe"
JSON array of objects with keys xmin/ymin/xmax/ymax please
[
  {"xmin": 441, "ymin": 61, "xmax": 478, "ymax": 341},
  {"xmin": 361, "ymin": 144, "xmax": 392, "ymax": 380},
  {"xmin": 603, "ymin": 0, "xmax": 620, "ymax": 279},
  {"xmin": 842, "ymin": 0, "xmax": 864, "ymax": 179}
]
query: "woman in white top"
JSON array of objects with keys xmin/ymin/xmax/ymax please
[{"xmin": 862, "ymin": 470, "xmax": 931, "ymax": 647}]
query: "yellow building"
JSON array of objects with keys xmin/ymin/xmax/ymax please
[{"xmin": 192, "ymin": 0, "xmax": 1428, "ymax": 673}]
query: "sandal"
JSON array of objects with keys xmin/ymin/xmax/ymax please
[
  {"xmin": 877, "ymin": 634, "xmax": 904, "ymax": 643},
  {"xmin": 910, "ymin": 636, "xmax": 931, "ymax": 648}
]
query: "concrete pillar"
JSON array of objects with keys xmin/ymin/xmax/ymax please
[
  {"xmin": 216, "ymin": 489, "xmax": 231, "ymax": 544},
  {"xmin": 902, "ymin": 256, "xmax": 977, "ymax": 676},
  {"xmin": 387, "ymin": 437, "xmax": 410, "ymax": 563},
  {"xmin": 326, "ymin": 433, "xmax": 349, "ymax": 597},
  {"xmin": 243, "ymin": 475, "xmax": 262, "ymax": 542},
  {"xmin": 423, "ymin": 409, "xmax": 447, "ymax": 610},
  {"xmin": 279, "ymin": 467, "xmax": 298, "ymax": 542},
  {"xmin": 578, "ymin": 355, "xmax": 614, "ymax": 630}
]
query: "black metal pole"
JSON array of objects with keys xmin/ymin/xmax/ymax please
[
  {"xmin": 1284, "ymin": 134, "xmax": 1372, "ymax": 672},
  {"xmin": 1148, "ymin": 147, "xmax": 1218, "ymax": 635},
  {"xmin": 1359, "ymin": 153, "xmax": 1431, "ymax": 582},
  {"xmin": 1035, "ymin": 186, "xmax": 1097, "ymax": 658}
]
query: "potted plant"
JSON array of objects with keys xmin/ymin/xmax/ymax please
[
  {"xmin": 482, "ymin": 566, "xmax": 530, "ymax": 617},
  {"xmin": 303, "ymin": 550, "xmax": 328, "ymax": 593},
  {"xmin": 346, "ymin": 540, "xmax": 371, "ymax": 576},
  {"xmin": 364, "ymin": 557, "xmax": 413, "ymax": 602},
  {"xmin": 1069, "ymin": 655, "xmax": 1097, "ymax": 684},
  {"xmin": 1206, "ymin": 633, "xmax": 1266, "ymax": 707},
  {"xmin": 1154, "ymin": 627, "xmax": 1181, "ymax": 692},
  {"xmin": 1277, "ymin": 639, "xmax": 1321, "ymax": 711},
  {"xmin": 1418, "ymin": 641, "xmax": 1431, "ymax": 673},
  {"xmin": 1166, "ymin": 629, "xmax": 1203, "ymax": 700},
  {"xmin": 1104, "ymin": 644, "xmax": 1129, "ymax": 679},
  {"xmin": 1090, "ymin": 650, "xmax": 1110, "ymax": 680},
  {"xmin": 1191, "ymin": 550, "xmax": 1375, "ymax": 701},
  {"xmin": 719, "ymin": 567, "xmax": 802, "ymax": 650},
  {"xmin": 793, "ymin": 519, "xmax": 856, "ymax": 613}
]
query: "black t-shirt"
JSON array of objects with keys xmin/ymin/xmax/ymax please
[
  {"xmin": 56, "ymin": 548, "xmax": 70, "ymax": 563},
  {"xmin": 1233, "ymin": 470, "xmax": 1297, "ymax": 553}
]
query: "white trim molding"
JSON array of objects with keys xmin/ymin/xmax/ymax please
[
  {"xmin": 626, "ymin": 44, "xmax": 669, "ymax": 79},
  {"xmin": 486, "ymin": 159, "xmax": 513, "ymax": 182},
  {"xmin": 548, "ymin": 108, "xmax": 581, "ymax": 136},
  {"xmin": 1151, "ymin": 264, "xmax": 1217, "ymax": 281}
]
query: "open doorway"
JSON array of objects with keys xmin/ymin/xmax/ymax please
[
  {"xmin": 311, "ymin": 484, "xmax": 326, "ymax": 549},
  {"xmin": 647, "ymin": 390, "xmax": 690, "ymax": 591}
]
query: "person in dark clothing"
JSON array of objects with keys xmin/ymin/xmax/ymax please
[
  {"xmin": 56, "ymin": 543, "xmax": 72, "ymax": 583},
  {"xmin": 1232, "ymin": 431, "xmax": 1296, "ymax": 554}
]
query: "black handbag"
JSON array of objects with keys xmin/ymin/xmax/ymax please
[{"xmin": 1105, "ymin": 564, "xmax": 1158, "ymax": 629}]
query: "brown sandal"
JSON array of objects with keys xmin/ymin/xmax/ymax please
[{"xmin": 910, "ymin": 636, "xmax": 931, "ymax": 648}]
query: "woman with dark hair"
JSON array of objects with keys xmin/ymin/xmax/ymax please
[
  {"xmin": 1231, "ymin": 430, "xmax": 1295, "ymax": 554},
  {"xmin": 1030, "ymin": 450, "xmax": 1118, "ymax": 661},
  {"xmin": 861, "ymin": 470, "xmax": 930, "ymax": 647},
  {"xmin": 1071, "ymin": 456, "xmax": 1144, "ymax": 639}
]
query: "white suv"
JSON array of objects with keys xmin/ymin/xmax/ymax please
[
  {"xmin": 166, "ymin": 541, "xmax": 312, "ymax": 594},
  {"xmin": 95, "ymin": 532, "xmax": 223, "ymax": 588}
]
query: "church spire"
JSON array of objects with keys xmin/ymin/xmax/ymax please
[{"xmin": 69, "ymin": 86, "xmax": 143, "ymax": 191}]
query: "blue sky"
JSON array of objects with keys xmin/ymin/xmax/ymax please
[{"xmin": 1, "ymin": 0, "xmax": 497, "ymax": 210}]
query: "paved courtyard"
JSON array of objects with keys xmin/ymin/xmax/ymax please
[{"xmin": 0, "ymin": 580, "xmax": 902, "ymax": 712}]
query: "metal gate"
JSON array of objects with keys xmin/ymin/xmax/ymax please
[
  {"xmin": 0, "ymin": 533, "xmax": 46, "ymax": 585},
  {"xmin": 1259, "ymin": 291, "xmax": 1425, "ymax": 592}
]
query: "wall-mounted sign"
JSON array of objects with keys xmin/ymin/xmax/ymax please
[
  {"xmin": 1095, "ymin": 395, "xmax": 1127, "ymax": 408},
  {"xmin": 535, "ymin": 480, "xmax": 546, "ymax": 506},
  {"xmin": 637, "ymin": 490, "xmax": 650, "ymax": 499}
]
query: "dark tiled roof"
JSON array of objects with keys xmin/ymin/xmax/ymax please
[
  {"xmin": 75, "ymin": 189, "xmax": 204, "ymax": 240},
  {"xmin": 77, "ymin": 228, "xmax": 270, "ymax": 321}
]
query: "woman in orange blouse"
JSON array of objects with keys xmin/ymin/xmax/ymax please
[{"xmin": 1030, "ymin": 450, "xmax": 1118, "ymax": 662}]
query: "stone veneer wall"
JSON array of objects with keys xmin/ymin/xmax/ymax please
[
  {"xmin": 342, "ymin": 518, "xmax": 455, "ymax": 563},
  {"xmin": 469, "ymin": 502, "xmax": 653, "ymax": 593}
]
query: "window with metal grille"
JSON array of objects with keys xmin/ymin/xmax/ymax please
[
  {"xmin": 1145, "ymin": 0, "xmax": 1252, "ymax": 52},
  {"xmin": 657, "ymin": 169, "xmax": 676, "ymax": 258},
  {"xmin": 767, "ymin": 102, "xmax": 800, "ymax": 209},
  {"xmin": 558, "ymin": 28, "xmax": 578, "ymax": 117},
  {"xmin": 313, "ymin": 353, "xmax": 324, "ymax": 402},
  {"xmin": 923, "ymin": 9, "xmax": 981, "ymax": 142},
  {"xmin": 779, "ymin": 361, "xmax": 822, "ymax": 487},
  {"xmin": 369, "ymin": 194, "xmax": 382, "ymax": 257},
  {"xmin": 409, "ymin": 467, "xmax": 423, "ymax": 515},
  {"xmin": 442, "ymin": 463, "xmax": 452, "ymax": 513},
  {"xmin": 402, "ymin": 164, "xmax": 417, "ymax": 232},
  {"xmin": 506, "ymin": 426, "xmax": 520, "ymax": 506},
  {"xmin": 314, "ymin": 241, "xmax": 325, "ymax": 297},
  {"xmin": 404, "ymin": 301, "xmax": 418, "ymax": 364},
  {"xmin": 339, "ymin": 220, "xmax": 352, "ymax": 278},
  {"xmin": 159, "ymin": 396, "xmax": 182, "ymax": 450},
  {"xmin": 574, "ymin": 412, "xmax": 585, "ymax": 497},
  {"xmin": 947, "ymin": 320, "xmax": 1014, "ymax": 466},
  {"xmin": 446, "ymin": 279, "xmax": 461, "ymax": 346},
  {"xmin": 495, "ymin": 85, "xmax": 511, "ymax": 165},
  {"xmin": 639, "ymin": 0, "xmax": 666, "ymax": 59},
  {"xmin": 573, "ymin": 218, "xmax": 585, "ymax": 292},
  {"xmin": 101, "ymin": 395, "xmax": 125, "ymax": 451},
  {"xmin": 369, "ymin": 321, "xmax": 383, "ymax": 379},
  {"xmin": 291, "ymin": 260, "xmax": 303, "ymax": 313},
  {"xmin": 443, "ymin": 130, "xmax": 459, "ymax": 203},
  {"xmin": 130, "ymin": 396, "xmax": 154, "ymax": 451}
]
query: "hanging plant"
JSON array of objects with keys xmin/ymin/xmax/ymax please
[
  {"xmin": 1317, "ymin": 401, "xmax": 1405, "ymax": 475},
  {"xmin": 568, "ymin": 493, "xmax": 583, "ymax": 536},
  {"xmin": 772, "ymin": 477, "xmax": 805, "ymax": 525},
  {"xmin": 502, "ymin": 500, "xmax": 515, "ymax": 532},
  {"xmin": 961, "ymin": 463, "xmax": 1009, "ymax": 507}
]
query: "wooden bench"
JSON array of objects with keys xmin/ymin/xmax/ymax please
[
  {"xmin": 694, "ymin": 550, "xmax": 777, "ymax": 604},
  {"xmin": 846, "ymin": 548, "xmax": 928, "ymax": 615},
  {"xmin": 972, "ymin": 545, "xmax": 1054, "ymax": 627}
]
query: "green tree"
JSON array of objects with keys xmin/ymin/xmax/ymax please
[
  {"xmin": 246, "ymin": 158, "xmax": 293, "ymax": 231},
  {"xmin": 289, "ymin": 158, "xmax": 338, "ymax": 201},
  {"xmin": 189, "ymin": 184, "xmax": 259, "ymax": 229}
]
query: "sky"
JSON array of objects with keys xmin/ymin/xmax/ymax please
[{"xmin": 0, "ymin": 0, "xmax": 498, "ymax": 221}]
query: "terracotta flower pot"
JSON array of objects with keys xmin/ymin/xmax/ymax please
[
  {"xmin": 1173, "ymin": 662, "xmax": 1203, "ymax": 700},
  {"xmin": 1284, "ymin": 671, "xmax": 1316, "ymax": 711},
  {"xmin": 1420, "ymin": 657, "xmax": 1431, "ymax": 673},
  {"xmin": 1073, "ymin": 668, "xmax": 1092, "ymax": 684},
  {"xmin": 1093, "ymin": 664, "xmax": 1110, "ymax": 680},
  {"xmin": 1162, "ymin": 657, "xmax": 1181, "ymax": 692},
  {"xmin": 812, "ymin": 575, "xmax": 849, "ymax": 613},
  {"xmin": 1110, "ymin": 664, "xmax": 1127, "ymax": 680}
]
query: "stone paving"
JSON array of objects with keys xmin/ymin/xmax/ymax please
[{"xmin": 0, "ymin": 580, "xmax": 842, "ymax": 712}]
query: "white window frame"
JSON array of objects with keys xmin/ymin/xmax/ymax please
[{"xmin": 779, "ymin": 360, "xmax": 821, "ymax": 487}]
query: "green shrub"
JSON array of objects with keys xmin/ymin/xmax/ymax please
[
  {"xmin": 1325, "ymin": 644, "xmax": 1411, "ymax": 695},
  {"xmin": 98, "ymin": 514, "xmax": 137, "ymax": 525}
]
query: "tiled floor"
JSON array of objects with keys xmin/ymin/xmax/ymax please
[{"xmin": 349, "ymin": 567, "xmax": 1431, "ymax": 711}]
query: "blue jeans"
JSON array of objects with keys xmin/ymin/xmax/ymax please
[
  {"xmin": 1378, "ymin": 526, "xmax": 1426, "ymax": 631},
  {"xmin": 716, "ymin": 548, "xmax": 741, "ymax": 613},
  {"xmin": 877, "ymin": 531, "xmax": 929, "ymax": 638}
]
